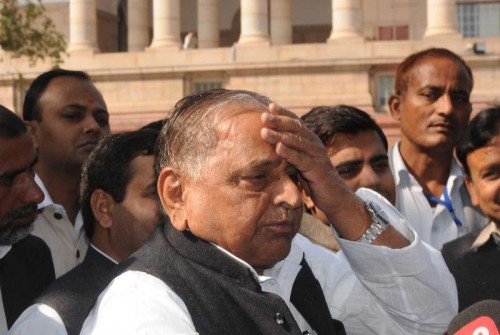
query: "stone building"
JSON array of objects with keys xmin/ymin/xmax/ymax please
[{"xmin": 1, "ymin": 0, "xmax": 499, "ymax": 143}]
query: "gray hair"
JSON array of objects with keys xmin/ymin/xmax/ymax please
[{"xmin": 154, "ymin": 89, "xmax": 272, "ymax": 179}]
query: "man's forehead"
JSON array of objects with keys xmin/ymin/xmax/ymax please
[
  {"xmin": 408, "ymin": 57, "xmax": 472, "ymax": 88},
  {"xmin": 40, "ymin": 76, "xmax": 105, "ymax": 105},
  {"xmin": 0, "ymin": 136, "xmax": 36, "ymax": 175},
  {"xmin": 328, "ymin": 131, "xmax": 386, "ymax": 155},
  {"xmin": 214, "ymin": 105, "xmax": 266, "ymax": 141},
  {"xmin": 129, "ymin": 154, "xmax": 154, "ymax": 175}
]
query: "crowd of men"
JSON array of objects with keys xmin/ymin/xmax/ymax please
[{"xmin": 0, "ymin": 47, "xmax": 498, "ymax": 335}]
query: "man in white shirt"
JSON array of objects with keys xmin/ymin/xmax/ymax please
[
  {"xmin": 299, "ymin": 105, "xmax": 396, "ymax": 251},
  {"xmin": 9, "ymin": 129, "xmax": 163, "ymax": 335},
  {"xmin": 23, "ymin": 69, "xmax": 111, "ymax": 277},
  {"xmin": 0, "ymin": 106, "xmax": 54, "ymax": 333},
  {"xmin": 388, "ymin": 48, "xmax": 488, "ymax": 250},
  {"xmin": 78, "ymin": 89, "xmax": 457, "ymax": 335}
]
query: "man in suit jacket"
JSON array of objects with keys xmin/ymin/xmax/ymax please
[
  {"xmin": 442, "ymin": 107, "xmax": 500, "ymax": 310},
  {"xmin": 79, "ymin": 89, "xmax": 457, "ymax": 335},
  {"xmin": 10, "ymin": 129, "xmax": 163, "ymax": 335},
  {"xmin": 0, "ymin": 106, "xmax": 55, "ymax": 333}
]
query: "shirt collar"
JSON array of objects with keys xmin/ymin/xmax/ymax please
[
  {"xmin": 35, "ymin": 173, "xmax": 55, "ymax": 209},
  {"xmin": 390, "ymin": 141, "xmax": 465, "ymax": 192},
  {"xmin": 262, "ymin": 236, "xmax": 304, "ymax": 301},
  {"xmin": 447, "ymin": 158, "xmax": 465, "ymax": 193},
  {"xmin": 0, "ymin": 245, "xmax": 12, "ymax": 259},
  {"xmin": 90, "ymin": 244, "xmax": 119, "ymax": 265},
  {"xmin": 213, "ymin": 244, "xmax": 266, "ymax": 282},
  {"xmin": 390, "ymin": 141, "xmax": 410, "ymax": 186},
  {"xmin": 213, "ymin": 239, "xmax": 303, "ymax": 287},
  {"xmin": 471, "ymin": 221, "xmax": 500, "ymax": 249}
]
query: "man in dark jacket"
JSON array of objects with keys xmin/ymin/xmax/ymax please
[
  {"xmin": 442, "ymin": 107, "xmax": 500, "ymax": 310},
  {"xmin": 0, "ymin": 106, "xmax": 54, "ymax": 332}
]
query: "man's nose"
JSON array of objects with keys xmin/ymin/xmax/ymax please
[
  {"xmin": 17, "ymin": 173, "xmax": 44, "ymax": 207},
  {"xmin": 275, "ymin": 175, "xmax": 302, "ymax": 209},
  {"xmin": 437, "ymin": 94, "xmax": 453, "ymax": 116},
  {"xmin": 83, "ymin": 113, "xmax": 101, "ymax": 134},
  {"xmin": 359, "ymin": 166, "xmax": 381, "ymax": 190}
]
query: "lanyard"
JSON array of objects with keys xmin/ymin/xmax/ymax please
[{"xmin": 424, "ymin": 186, "xmax": 463, "ymax": 227}]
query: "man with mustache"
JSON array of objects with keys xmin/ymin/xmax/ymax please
[
  {"xmin": 9, "ymin": 129, "xmax": 163, "ymax": 335},
  {"xmin": 388, "ymin": 48, "xmax": 488, "ymax": 250},
  {"xmin": 23, "ymin": 69, "xmax": 111, "ymax": 277},
  {"xmin": 80, "ymin": 89, "xmax": 457, "ymax": 335},
  {"xmin": 0, "ymin": 106, "xmax": 55, "ymax": 332}
]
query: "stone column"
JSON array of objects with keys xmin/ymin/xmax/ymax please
[
  {"xmin": 68, "ymin": 0, "xmax": 98, "ymax": 52},
  {"xmin": 327, "ymin": 0, "xmax": 363, "ymax": 41},
  {"xmin": 149, "ymin": 0, "xmax": 181, "ymax": 49},
  {"xmin": 237, "ymin": 0, "xmax": 270, "ymax": 45},
  {"xmin": 127, "ymin": 0, "xmax": 150, "ymax": 51},
  {"xmin": 198, "ymin": 0, "xmax": 219, "ymax": 48},
  {"xmin": 270, "ymin": 0, "xmax": 292, "ymax": 45},
  {"xmin": 424, "ymin": 0, "xmax": 461, "ymax": 38}
]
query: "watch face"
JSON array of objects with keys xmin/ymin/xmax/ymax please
[{"xmin": 370, "ymin": 202, "xmax": 389, "ymax": 224}]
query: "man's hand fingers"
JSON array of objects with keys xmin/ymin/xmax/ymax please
[
  {"xmin": 268, "ymin": 102, "xmax": 297, "ymax": 118},
  {"xmin": 261, "ymin": 111, "xmax": 304, "ymax": 135},
  {"xmin": 261, "ymin": 128, "xmax": 307, "ymax": 151}
]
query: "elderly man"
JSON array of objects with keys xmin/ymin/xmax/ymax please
[
  {"xmin": 299, "ymin": 105, "xmax": 395, "ymax": 251},
  {"xmin": 388, "ymin": 48, "xmax": 488, "ymax": 249},
  {"xmin": 24, "ymin": 69, "xmax": 111, "ymax": 278},
  {"xmin": 442, "ymin": 107, "xmax": 500, "ymax": 310},
  {"xmin": 10, "ymin": 130, "xmax": 163, "ymax": 335},
  {"xmin": 0, "ymin": 106, "xmax": 54, "ymax": 332},
  {"xmin": 80, "ymin": 89, "xmax": 457, "ymax": 335}
]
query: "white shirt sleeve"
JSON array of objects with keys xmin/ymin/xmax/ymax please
[
  {"xmin": 79, "ymin": 271, "xmax": 198, "ymax": 335},
  {"xmin": 329, "ymin": 188, "xmax": 458, "ymax": 334},
  {"xmin": 8, "ymin": 303, "xmax": 67, "ymax": 335}
]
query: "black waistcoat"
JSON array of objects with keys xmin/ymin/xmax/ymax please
[
  {"xmin": 0, "ymin": 235, "xmax": 55, "ymax": 328},
  {"xmin": 121, "ymin": 224, "xmax": 304, "ymax": 335},
  {"xmin": 444, "ymin": 235, "xmax": 500, "ymax": 311},
  {"xmin": 36, "ymin": 246, "xmax": 116, "ymax": 335}
]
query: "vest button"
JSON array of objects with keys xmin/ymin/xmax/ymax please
[
  {"xmin": 274, "ymin": 312, "xmax": 285, "ymax": 325},
  {"xmin": 53, "ymin": 213, "xmax": 63, "ymax": 220}
]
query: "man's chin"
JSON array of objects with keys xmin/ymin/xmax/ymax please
[
  {"xmin": 0, "ymin": 224, "xmax": 34, "ymax": 246},
  {"xmin": 251, "ymin": 238, "xmax": 295, "ymax": 271}
]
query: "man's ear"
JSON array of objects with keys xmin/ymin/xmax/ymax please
[
  {"xmin": 24, "ymin": 120, "xmax": 40, "ymax": 147},
  {"xmin": 91, "ymin": 189, "xmax": 114, "ymax": 229},
  {"xmin": 464, "ymin": 175, "xmax": 479, "ymax": 207},
  {"xmin": 388, "ymin": 94, "xmax": 401, "ymax": 121},
  {"xmin": 157, "ymin": 167, "xmax": 188, "ymax": 231}
]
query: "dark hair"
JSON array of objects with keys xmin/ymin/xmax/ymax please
[
  {"xmin": 0, "ymin": 105, "xmax": 28, "ymax": 138},
  {"xmin": 394, "ymin": 48, "xmax": 473, "ymax": 96},
  {"xmin": 301, "ymin": 105, "xmax": 388, "ymax": 151},
  {"xmin": 456, "ymin": 107, "xmax": 500, "ymax": 177},
  {"xmin": 23, "ymin": 68, "xmax": 91, "ymax": 121},
  {"xmin": 140, "ymin": 119, "xmax": 164, "ymax": 132},
  {"xmin": 154, "ymin": 88, "xmax": 272, "ymax": 179},
  {"xmin": 80, "ymin": 129, "xmax": 159, "ymax": 239}
]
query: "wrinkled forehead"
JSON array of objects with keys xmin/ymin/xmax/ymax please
[{"xmin": 209, "ymin": 94, "xmax": 269, "ymax": 123}]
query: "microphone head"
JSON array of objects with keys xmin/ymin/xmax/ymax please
[{"xmin": 448, "ymin": 300, "xmax": 500, "ymax": 335}]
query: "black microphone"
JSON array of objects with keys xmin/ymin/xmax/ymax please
[{"xmin": 447, "ymin": 300, "xmax": 500, "ymax": 335}]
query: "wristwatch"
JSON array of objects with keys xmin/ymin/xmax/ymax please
[{"xmin": 356, "ymin": 201, "xmax": 390, "ymax": 244}]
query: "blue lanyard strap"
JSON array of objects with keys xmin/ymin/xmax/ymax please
[{"xmin": 424, "ymin": 186, "xmax": 463, "ymax": 227}]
